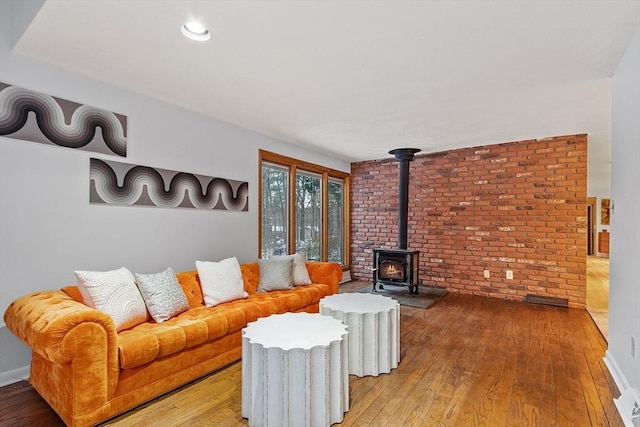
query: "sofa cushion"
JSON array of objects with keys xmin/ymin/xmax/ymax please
[
  {"xmin": 135, "ymin": 268, "xmax": 189, "ymax": 323},
  {"xmin": 117, "ymin": 330, "xmax": 160, "ymax": 369},
  {"xmin": 116, "ymin": 282, "xmax": 333, "ymax": 369},
  {"xmin": 118, "ymin": 310, "xmax": 213, "ymax": 369},
  {"xmin": 74, "ymin": 267, "xmax": 149, "ymax": 331}
]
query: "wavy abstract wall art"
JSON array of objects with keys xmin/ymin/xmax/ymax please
[
  {"xmin": 90, "ymin": 158, "xmax": 249, "ymax": 211},
  {"xmin": 0, "ymin": 82, "xmax": 127, "ymax": 156}
]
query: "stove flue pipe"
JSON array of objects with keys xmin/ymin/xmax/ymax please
[{"xmin": 389, "ymin": 148, "xmax": 421, "ymax": 250}]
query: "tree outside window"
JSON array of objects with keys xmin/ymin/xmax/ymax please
[
  {"xmin": 328, "ymin": 179, "xmax": 344, "ymax": 264},
  {"xmin": 296, "ymin": 172, "xmax": 322, "ymax": 261}
]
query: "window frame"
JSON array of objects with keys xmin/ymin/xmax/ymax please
[{"xmin": 259, "ymin": 149, "xmax": 350, "ymax": 267}]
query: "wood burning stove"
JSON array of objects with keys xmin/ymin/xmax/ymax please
[
  {"xmin": 372, "ymin": 148, "xmax": 421, "ymax": 295},
  {"xmin": 373, "ymin": 248, "xmax": 420, "ymax": 294}
]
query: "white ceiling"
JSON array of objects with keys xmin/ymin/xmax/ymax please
[{"xmin": 12, "ymin": 0, "xmax": 640, "ymax": 168}]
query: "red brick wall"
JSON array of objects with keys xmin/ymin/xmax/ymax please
[{"xmin": 350, "ymin": 135, "xmax": 588, "ymax": 308}]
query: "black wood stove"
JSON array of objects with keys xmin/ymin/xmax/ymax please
[
  {"xmin": 373, "ymin": 148, "xmax": 421, "ymax": 295},
  {"xmin": 373, "ymin": 248, "xmax": 420, "ymax": 294}
]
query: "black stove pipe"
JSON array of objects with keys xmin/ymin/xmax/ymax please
[{"xmin": 389, "ymin": 148, "xmax": 421, "ymax": 250}]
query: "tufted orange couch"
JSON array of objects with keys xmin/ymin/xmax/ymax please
[{"xmin": 3, "ymin": 261, "xmax": 342, "ymax": 427}]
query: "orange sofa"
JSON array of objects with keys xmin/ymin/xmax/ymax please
[{"xmin": 3, "ymin": 261, "xmax": 342, "ymax": 427}]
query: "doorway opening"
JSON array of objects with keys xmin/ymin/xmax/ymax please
[{"xmin": 586, "ymin": 196, "xmax": 609, "ymax": 339}]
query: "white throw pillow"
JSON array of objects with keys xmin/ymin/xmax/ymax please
[
  {"xmin": 74, "ymin": 267, "xmax": 149, "ymax": 331},
  {"xmin": 257, "ymin": 258, "xmax": 294, "ymax": 292},
  {"xmin": 270, "ymin": 253, "xmax": 312, "ymax": 286},
  {"xmin": 196, "ymin": 257, "xmax": 248, "ymax": 307},
  {"xmin": 135, "ymin": 267, "xmax": 189, "ymax": 323}
]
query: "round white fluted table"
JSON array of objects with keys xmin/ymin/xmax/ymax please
[
  {"xmin": 320, "ymin": 293, "xmax": 400, "ymax": 377},
  {"xmin": 241, "ymin": 312, "xmax": 349, "ymax": 427}
]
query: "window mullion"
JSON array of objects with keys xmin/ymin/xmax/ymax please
[
  {"xmin": 322, "ymin": 172, "xmax": 329, "ymax": 262},
  {"xmin": 288, "ymin": 164, "xmax": 297, "ymax": 255},
  {"xmin": 343, "ymin": 176, "xmax": 351, "ymax": 268}
]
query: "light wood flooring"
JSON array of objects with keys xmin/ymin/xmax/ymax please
[
  {"xmin": 0, "ymin": 280, "xmax": 623, "ymax": 427},
  {"xmin": 586, "ymin": 256, "xmax": 610, "ymax": 339}
]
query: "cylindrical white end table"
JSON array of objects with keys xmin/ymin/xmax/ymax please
[
  {"xmin": 320, "ymin": 293, "xmax": 400, "ymax": 377},
  {"xmin": 241, "ymin": 312, "xmax": 349, "ymax": 427}
]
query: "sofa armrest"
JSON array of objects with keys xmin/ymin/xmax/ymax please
[
  {"xmin": 4, "ymin": 290, "xmax": 118, "ymax": 365},
  {"xmin": 5, "ymin": 290, "xmax": 121, "ymax": 425},
  {"xmin": 306, "ymin": 262, "xmax": 343, "ymax": 294}
]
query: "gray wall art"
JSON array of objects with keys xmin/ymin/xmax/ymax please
[
  {"xmin": 0, "ymin": 82, "xmax": 127, "ymax": 156},
  {"xmin": 90, "ymin": 158, "xmax": 249, "ymax": 211}
]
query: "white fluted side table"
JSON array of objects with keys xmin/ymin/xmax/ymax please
[
  {"xmin": 241, "ymin": 312, "xmax": 349, "ymax": 427},
  {"xmin": 320, "ymin": 293, "xmax": 400, "ymax": 377}
]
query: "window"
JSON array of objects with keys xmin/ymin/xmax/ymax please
[
  {"xmin": 259, "ymin": 150, "xmax": 350, "ymax": 266},
  {"xmin": 261, "ymin": 163, "xmax": 288, "ymax": 257}
]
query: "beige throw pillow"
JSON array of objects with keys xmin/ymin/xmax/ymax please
[
  {"xmin": 196, "ymin": 257, "xmax": 248, "ymax": 307},
  {"xmin": 270, "ymin": 253, "xmax": 312, "ymax": 286},
  {"xmin": 258, "ymin": 258, "xmax": 294, "ymax": 292}
]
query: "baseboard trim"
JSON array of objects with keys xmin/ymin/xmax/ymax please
[
  {"xmin": 0, "ymin": 365, "xmax": 29, "ymax": 387},
  {"xmin": 605, "ymin": 351, "xmax": 630, "ymax": 392},
  {"xmin": 604, "ymin": 351, "xmax": 639, "ymax": 426},
  {"xmin": 340, "ymin": 270, "xmax": 352, "ymax": 284}
]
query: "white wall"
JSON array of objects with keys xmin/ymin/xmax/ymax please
[
  {"xmin": 607, "ymin": 25, "xmax": 640, "ymax": 401},
  {"xmin": 587, "ymin": 89, "xmax": 612, "ymax": 236},
  {"xmin": 0, "ymin": 0, "xmax": 349, "ymax": 382}
]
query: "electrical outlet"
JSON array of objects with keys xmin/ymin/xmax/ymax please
[
  {"xmin": 632, "ymin": 336, "xmax": 636, "ymax": 359},
  {"xmin": 483, "ymin": 270, "xmax": 490, "ymax": 279},
  {"xmin": 506, "ymin": 270, "xmax": 513, "ymax": 280}
]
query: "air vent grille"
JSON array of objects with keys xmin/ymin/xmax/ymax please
[{"xmin": 523, "ymin": 294, "xmax": 569, "ymax": 308}]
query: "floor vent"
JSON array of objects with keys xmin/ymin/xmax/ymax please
[
  {"xmin": 614, "ymin": 387, "xmax": 640, "ymax": 427},
  {"xmin": 523, "ymin": 294, "xmax": 569, "ymax": 308}
]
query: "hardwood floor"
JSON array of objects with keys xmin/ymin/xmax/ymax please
[{"xmin": 0, "ymin": 283, "xmax": 623, "ymax": 426}]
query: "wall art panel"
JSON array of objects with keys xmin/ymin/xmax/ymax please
[
  {"xmin": 601, "ymin": 198, "xmax": 611, "ymax": 225},
  {"xmin": 0, "ymin": 82, "xmax": 127, "ymax": 156},
  {"xmin": 90, "ymin": 158, "xmax": 248, "ymax": 211}
]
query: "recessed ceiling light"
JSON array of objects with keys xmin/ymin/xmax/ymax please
[{"xmin": 181, "ymin": 21, "xmax": 211, "ymax": 41}]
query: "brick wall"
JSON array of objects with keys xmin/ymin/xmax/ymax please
[{"xmin": 350, "ymin": 134, "xmax": 588, "ymax": 308}]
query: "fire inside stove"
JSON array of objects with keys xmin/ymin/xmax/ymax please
[{"xmin": 380, "ymin": 260, "xmax": 405, "ymax": 281}]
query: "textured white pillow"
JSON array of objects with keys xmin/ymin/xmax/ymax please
[
  {"xmin": 270, "ymin": 253, "xmax": 312, "ymax": 286},
  {"xmin": 74, "ymin": 267, "xmax": 149, "ymax": 331},
  {"xmin": 258, "ymin": 258, "xmax": 294, "ymax": 292},
  {"xmin": 135, "ymin": 267, "xmax": 189, "ymax": 323},
  {"xmin": 196, "ymin": 257, "xmax": 248, "ymax": 307}
]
